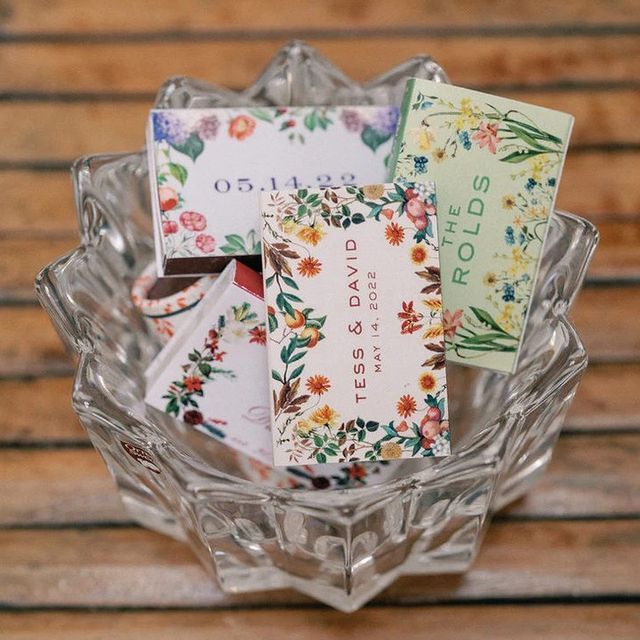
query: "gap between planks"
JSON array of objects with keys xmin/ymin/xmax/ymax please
[
  {"xmin": 0, "ymin": 520, "xmax": 639, "ymax": 608},
  {"xmin": 0, "ymin": 605, "xmax": 638, "ymax": 640}
]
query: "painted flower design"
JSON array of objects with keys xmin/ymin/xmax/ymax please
[
  {"xmin": 396, "ymin": 394, "xmax": 417, "ymax": 418},
  {"xmin": 228, "ymin": 115, "xmax": 256, "ymax": 140},
  {"xmin": 398, "ymin": 300, "xmax": 423, "ymax": 335},
  {"xmin": 179, "ymin": 211, "xmax": 207, "ymax": 232},
  {"xmin": 297, "ymin": 257, "xmax": 322, "ymax": 278},
  {"xmin": 472, "ymin": 121, "xmax": 500, "ymax": 154},
  {"xmin": 296, "ymin": 223, "xmax": 326, "ymax": 246},
  {"xmin": 310, "ymin": 404, "xmax": 339, "ymax": 427},
  {"xmin": 162, "ymin": 220, "xmax": 178, "ymax": 235},
  {"xmin": 195, "ymin": 234, "xmax": 216, "ymax": 253},
  {"xmin": 248, "ymin": 326, "xmax": 267, "ymax": 345},
  {"xmin": 306, "ymin": 374, "xmax": 331, "ymax": 396},
  {"xmin": 443, "ymin": 308, "xmax": 464, "ymax": 338},
  {"xmin": 159, "ymin": 186, "xmax": 179, "ymax": 212},
  {"xmin": 380, "ymin": 442, "xmax": 403, "ymax": 460},
  {"xmin": 385, "ymin": 222, "xmax": 405, "ymax": 246}
]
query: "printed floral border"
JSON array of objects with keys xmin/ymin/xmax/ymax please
[
  {"xmin": 162, "ymin": 301, "xmax": 266, "ymax": 438},
  {"xmin": 262, "ymin": 182, "xmax": 450, "ymax": 464},
  {"xmin": 394, "ymin": 91, "xmax": 565, "ymax": 362},
  {"xmin": 151, "ymin": 106, "xmax": 399, "ymax": 260}
]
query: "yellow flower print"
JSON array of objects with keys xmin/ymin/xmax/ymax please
[
  {"xmin": 512, "ymin": 214, "xmax": 524, "ymax": 229},
  {"xmin": 414, "ymin": 126, "xmax": 435, "ymax": 151},
  {"xmin": 296, "ymin": 223, "xmax": 326, "ymax": 247},
  {"xmin": 295, "ymin": 420, "xmax": 313, "ymax": 436},
  {"xmin": 310, "ymin": 404, "xmax": 339, "ymax": 427},
  {"xmin": 483, "ymin": 272, "xmax": 497, "ymax": 287},
  {"xmin": 432, "ymin": 147, "xmax": 447, "ymax": 163},
  {"xmin": 279, "ymin": 218, "xmax": 299, "ymax": 235},
  {"xmin": 498, "ymin": 303, "xmax": 515, "ymax": 332},
  {"xmin": 507, "ymin": 247, "xmax": 529, "ymax": 277},
  {"xmin": 502, "ymin": 195, "xmax": 516, "ymax": 210},
  {"xmin": 454, "ymin": 97, "xmax": 479, "ymax": 130},
  {"xmin": 529, "ymin": 156, "xmax": 550, "ymax": 182},
  {"xmin": 363, "ymin": 184, "xmax": 385, "ymax": 199},
  {"xmin": 528, "ymin": 205, "xmax": 549, "ymax": 220},
  {"xmin": 380, "ymin": 442, "xmax": 403, "ymax": 460}
]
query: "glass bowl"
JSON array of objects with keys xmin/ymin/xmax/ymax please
[{"xmin": 35, "ymin": 42, "xmax": 598, "ymax": 612}]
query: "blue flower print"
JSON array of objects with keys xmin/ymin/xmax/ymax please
[
  {"xmin": 518, "ymin": 231, "xmax": 526, "ymax": 245},
  {"xmin": 547, "ymin": 177, "xmax": 556, "ymax": 187},
  {"xmin": 371, "ymin": 107, "xmax": 399, "ymax": 137},
  {"xmin": 502, "ymin": 283, "xmax": 515, "ymax": 302},
  {"xmin": 153, "ymin": 112, "xmax": 190, "ymax": 145},
  {"xmin": 420, "ymin": 100, "xmax": 433, "ymax": 110},
  {"xmin": 525, "ymin": 178, "xmax": 537, "ymax": 191},
  {"xmin": 458, "ymin": 131, "xmax": 472, "ymax": 150},
  {"xmin": 505, "ymin": 226, "xmax": 516, "ymax": 245},
  {"xmin": 413, "ymin": 155, "xmax": 428, "ymax": 173}
]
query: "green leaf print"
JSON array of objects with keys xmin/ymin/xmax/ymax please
[
  {"xmin": 168, "ymin": 162, "xmax": 188, "ymax": 186},
  {"xmin": 171, "ymin": 133, "xmax": 204, "ymax": 162},
  {"xmin": 361, "ymin": 124, "xmax": 392, "ymax": 152}
]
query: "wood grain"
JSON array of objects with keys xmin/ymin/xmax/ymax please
[
  {"xmin": 567, "ymin": 363, "xmax": 640, "ymax": 430},
  {"xmin": 1, "ymin": 434, "xmax": 637, "ymax": 527},
  {"xmin": 1, "ymin": 606, "xmax": 639, "ymax": 640},
  {"xmin": 2, "ymin": 285, "xmax": 637, "ymax": 377},
  {"xmin": 0, "ymin": 361, "xmax": 637, "ymax": 445},
  {"xmin": 2, "ymin": 0, "xmax": 640, "ymax": 34},
  {"xmin": 1, "ymin": 90, "xmax": 638, "ymax": 164},
  {"xmin": 1, "ymin": 153, "xmax": 639, "ymax": 239},
  {"xmin": 0, "ymin": 377, "xmax": 83, "ymax": 442},
  {"xmin": 2, "ymin": 216, "xmax": 639, "ymax": 302},
  {"xmin": 1, "ymin": 37, "xmax": 639, "ymax": 94},
  {"xmin": 1, "ymin": 520, "xmax": 638, "ymax": 607},
  {"xmin": 0, "ymin": 91, "xmax": 640, "ymax": 162}
]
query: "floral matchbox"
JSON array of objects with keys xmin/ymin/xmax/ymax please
[
  {"xmin": 144, "ymin": 259, "xmax": 272, "ymax": 464},
  {"xmin": 261, "ymin": 182, "xmax": 450, "ymax": 467},
  {"xmin": 390, "ymin": 79, "xmax": 574, "ymax": 373},
  {"xmin": 147, "ymin": 105, "xmax": 400, "ymax": 276}
]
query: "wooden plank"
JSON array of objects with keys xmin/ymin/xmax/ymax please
[
  {"xmin": 0, "ymin": 307, "xmax": 72, "ymax": 378},
  {"xmin": 0, "ymin": 449, "xmax": 126, "ymax": 526},
  {"xmin": 1, "ymin": 606, "xmax": 639, "ymax": 640},
  {"xmin": 0, "ymin": 520, "xmax": 638, "ymax": 607},
  {"xmin": 588, "ymin": 218, "xmax": 640, "ymax": 281},
  {"xmin": 572, "ymin": 287, "xmax": 640, "ymax": 362},
  {"xmin": 0, "ymin": 236, "xmax": 78, "ymax": 302},
  {"xmin": 2, "ymin": 90, "xmax": 638, "ymax": 163},
  {"xmin": 2, "ymin": 153, "xmax": 639, "ymax": 239},
  {"xmin": 1, "ymin": 37, "xmax": 639, "ymax": 94},
  {"xmin": 2, "ymin": 0, "xmax": 640, "ymax": 34},
  {"xmin": 0, "ymin": 377, "xmax": 83, "ymax": 442},
  {"xmin": 0, "ymin": 361, "xmax": 637, "ymax": 446},
  {"xmin": 501, "ymin": 433, "xmax": 640, "ymax": 517},
  {"xmin": 2, "ymin": 216, "xmax": 639, "ymax": 303},
  {"xmin": 3, "ymin": 286, "xmax": 637, "ymax": 378},
  {"xmin": 1, "ymin": 434, "xmax": 637, "ymax": 526},
  {"xmin": 567, "ymin": 363, "xmax": 640, "ymax": 430}
]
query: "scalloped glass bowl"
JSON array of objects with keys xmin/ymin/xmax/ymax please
[{"xmin": 35, "ymin": 42, "xmax": 598, "ymax": 612}]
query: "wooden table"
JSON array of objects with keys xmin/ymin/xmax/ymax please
[{"xmin": 1, "ymin": 1, "xmax": 639, "ymax": 637}]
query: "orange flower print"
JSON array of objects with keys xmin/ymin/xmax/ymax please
[
  {"xmin": 249, "ymin": 325, "xmax": 267, "ymax": 345},
  {"xmin": 183, "ymin": 376, "xmax": 202, "ymax": 393},
  {"xmin": 296, "ymin": 224, "xmax": 326, "ymax": 247},
  {"xmin": 396, "ymin": 394, "xmax": 417, "ymax": 418},
  {"xmin": 306, "ymin": 374, "xmax": 331, "ymax": 396},
  {"xmin": 398, "ymin": 300, "xmax": 423, "ymax": 335},
  {"xmin": 297, "ymin": 256, "xmax": 322, "ymax": 278},
  {"xmin": 310, "ymin": 404, "xmax": 339, "ymax": 427},
  {"xmin": 419, "ymin": 372, "xmax": 437, "ymax": 393},
  {"xmin": 385, "ymin": 222, "xmax": 405, "ymax": 246},
  {"xmin": 410, "ymin": 244, "xmax": 428, "ymax": 265},
  {"xmin": 228, "ymin": 115, "xmax": 256, "ymax": 140}
]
